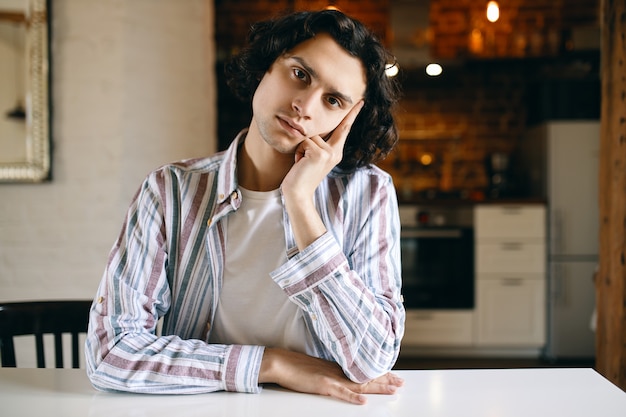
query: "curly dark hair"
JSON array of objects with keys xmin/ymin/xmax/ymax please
[{"xmin": 224, "ymin": 10, "xmax": 400, "ymax": 172}]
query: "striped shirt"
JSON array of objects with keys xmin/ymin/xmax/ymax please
[{"xmin": 85, "ymin": 131, "xmax": 405, "ymax": 394}]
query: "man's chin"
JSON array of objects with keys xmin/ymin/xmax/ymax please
[{"xmin": 268, "ymin": 140, "xmax": 300, "ymax": 156}]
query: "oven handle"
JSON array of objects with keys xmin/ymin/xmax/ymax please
[{"xmin": 401, "ymin": 229, "xmax": 464, "ymax": 238}]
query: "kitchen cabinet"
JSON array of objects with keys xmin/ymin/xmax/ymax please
[
  {"xmin": 402, "ymin": 310, "xmax": 474, "ymax": 347},
  {"xmin": 476, "ymin": 241, "xmax": 545, "ymax": 274},
  {"xmin": 474, "ymin": 205, "xmax": 547, "ymax": 347},
  {"xmin": 475, "ymin": 276, "xmax": 546, "ymax": 346}
]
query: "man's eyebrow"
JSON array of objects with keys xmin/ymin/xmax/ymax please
[{"xmin": 290, "ymin": 55, "xmax": 354, "ymax": 105}]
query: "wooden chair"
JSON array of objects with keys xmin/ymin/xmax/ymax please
[{"xmin": 0, "ymin": 300, "xmax": 92, "ymax": 368}]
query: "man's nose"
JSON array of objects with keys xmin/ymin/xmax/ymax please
[{"xmin": 292, "ymin": 91, "xmax": 318, "ymax": 119}]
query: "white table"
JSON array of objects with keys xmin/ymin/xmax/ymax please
[{"xmin": 1, "ymin": 367, "xmax": 625, "ymax": 417}]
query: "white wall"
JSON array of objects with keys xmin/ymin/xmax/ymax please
[
  {"xmin": 0, "ymin": 11, "xmax": 26, "ymax": 162},
  {"xmin": 0, "ymin": 0, "xmax": 216, "ymax": 302}
]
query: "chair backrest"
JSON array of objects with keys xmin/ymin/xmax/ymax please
[{"xmin": 0, "ymin": 300, "xmax": 92, "ymax": 368}]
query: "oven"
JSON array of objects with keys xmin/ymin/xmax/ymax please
[{"xmin": 399, "ymin": 205, "xmax": 474, "ymax": 309}]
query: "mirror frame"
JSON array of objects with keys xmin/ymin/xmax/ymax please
[{"xmin": 0, "ymin": 0, "xmax": 50, "ymax": 182}]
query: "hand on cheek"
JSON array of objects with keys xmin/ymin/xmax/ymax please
[
  {"xmin": 282, "ymin": 100, "xmax": 364, "ymax": 251},
  {"xmin": 287, "ymin": 100, "xmax": 365, "ymax": 195}
]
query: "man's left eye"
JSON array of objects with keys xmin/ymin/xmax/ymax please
[{"xmin": 327, "ymin": 97, "xmax": 341, "ymax": 107}]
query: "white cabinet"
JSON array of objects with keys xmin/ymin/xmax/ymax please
[
  {"xmin": 476, "ymin": 241, "xmax": 546, "ymax": 274},
  {"xmin": 475, "ymin": 205, "xmax": 546, "ymax": 239},
  {"xmin": 475, "ymin": 277, "xmax": 546, "ymax": 346},
  {"xmin": 474, "ymin": 204, "xmax": 547, "ymax": 347},
  {"xmin": 402, "ymin": 310, "xmax": 474, "ymax": 347}
]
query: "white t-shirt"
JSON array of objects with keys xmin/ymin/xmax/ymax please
[{"xmin": 208, "ymin": 187, "xmax": 314, "ymax": 354}]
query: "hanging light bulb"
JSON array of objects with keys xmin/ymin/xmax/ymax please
[
  {"xmin": 325, "ymin": 1, "xmax": 339, "ymax": 11},
  {"xmin": 425, "ymin": 63, "xmax": 442, "ymax": 77},
  {"xmin": 385, "ymin": 62, "xmax": 399, "ymax": 78},
  {"xmin": 486, "ymin": 1, "xmax": 500, "ymax": 23}
]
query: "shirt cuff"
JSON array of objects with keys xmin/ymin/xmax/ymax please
[
  {"xmin": 223, "ymin": 345, "xmax": 264, "ymax": 393},
  {"xmin": 270, "ymin": 232, "xmax": 347, "ymax": 297}
]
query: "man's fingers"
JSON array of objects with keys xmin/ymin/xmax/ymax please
[
  {"xmin": 382, "ymin": 372, "xmax": 404, "ymax": 387},
  {"xmin": 331, "ymin": 376, "xmax": 401, "ymax": 404},
  {"xmin": 331, "ymin": 384, "xmax": 367, "ymax": 405},
  {"xmin": 353, "ymin": 372, "xmax": 404, "ymax": 395},
  {"xmin": 325, "ymin": 100, "xmax": 364, "ymax": 149},
  {"xmin": 356, "ymin": 381, "xmax": 397, "ymax": 395}
]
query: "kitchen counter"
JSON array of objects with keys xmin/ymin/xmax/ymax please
[
  {"xmin": 398, "ymin": 196, "xmax": 547, "ymax": 206},
  {"xmin": 1, "ymin": 367, "xmax": 624, "ymax": 416}
]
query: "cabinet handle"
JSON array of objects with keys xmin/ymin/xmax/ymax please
[
  {"xmin": 551, "ymin": 209, "xmax": 563, "ymax": 255},
  {"xmin": 500, "ymin": 242, "xmax": 523, "ymax": 251},
  {"xmin": 500, "ymin": 278, "xmax": 524, "ymax": 286},
  {"xmin": 551, "ymin": 263, "xmax": 566, "ymax": 306}
]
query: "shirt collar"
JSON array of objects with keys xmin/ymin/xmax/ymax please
[{"xmin": 216, "ymin": 129, "xmax": 247, "ymax": 204}]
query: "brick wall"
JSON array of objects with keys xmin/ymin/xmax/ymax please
[
  {"xmin": 214, "ymin": 0, "xmax": 599, "ymax": 201},
  {"xmin": 379, "ymin": 64, "xmax": 527, "ymax": 198},
  {"xmin": 379, "ymin": 51, "xmax": 600, "ymax": 202},
  {"xmin": 429, "ymin": 0, "xmax": 599, "ymax": 59}
]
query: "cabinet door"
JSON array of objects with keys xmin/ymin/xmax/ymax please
[
  {"xmin": 476, "ymin": 242, "xmax": 546, "ymax": 274},
  {"xmin": 475, "ymin": 278, "xmax": 546, "ymax": 346},
  {"xmin": 475, "ymin": 205, "xmax": 546, "ymax": 239},
  {"xmin": 546, "ymin": 261, "xmax": 597, "ymax": 358},
  {"xmin": 547, "ymin": 122, "xmax": 599, "ymax": 256},
  {"xmin": 402, "ymin": 310, "xmax": 474, "ymax": 347}
]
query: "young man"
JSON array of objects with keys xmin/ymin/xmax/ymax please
[{"xmin": 86, "ymin": 10, "xmax": 405, "ymax": 405}]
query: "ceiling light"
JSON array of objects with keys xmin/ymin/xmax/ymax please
[
  {"xmin": 487, "ymin": 1, "xmax": 500, "ymax": 23},
  {"xmin": 385, "ymin": 62, "xmax": 399, "ymax": 77},
  {"xmin": 425, "ymin": 63, "xmax": 442, "ymax": 77},
  {"xmin": 420, "ymin": 153, "xmax": 434, "ymax": 166}
]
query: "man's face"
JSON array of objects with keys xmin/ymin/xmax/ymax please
[{"xmin": 250, "ymin": 32, "xmax": 367, "ymax": 155}]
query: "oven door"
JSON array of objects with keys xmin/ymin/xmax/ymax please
[{"xmin": 401, "ymin": 227, "xmax": 474, "ymax": 309}]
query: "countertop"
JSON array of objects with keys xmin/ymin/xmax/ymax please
[{"xmin": 1, "ymin": 367, "xmax": 624, "ymax": 417}]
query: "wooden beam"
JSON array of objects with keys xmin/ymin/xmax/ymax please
[{"xmin": 596, "ymin": 0, "xmax": 626, "ymax": 391}]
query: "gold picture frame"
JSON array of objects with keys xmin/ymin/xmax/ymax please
[{"xmin": 0, "ymin": 0, "xmax": 50, "ymax": 182}]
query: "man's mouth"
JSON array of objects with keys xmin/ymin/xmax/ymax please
[{"xmin": 277, "ymin": 116, "xmax": 305, "ymax": 137}]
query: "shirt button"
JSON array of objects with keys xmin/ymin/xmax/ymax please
[
  {"xmin": 231, "ymin": 191, "xmax": 238, "ymax": 200},
  {"xmin": 218, "ymin": 193, "xmax": 225, "ymax": 200},
  {"xmin": 311, "ymin": 314, "xmax": 318, "ymax": 321},
  {"xmin": 97, "ymin": 296, "xmax": 104, "ymax": 304},
  {"xmin": 207, "ymin": 218, "xmax": 212, "ymax": 227}
]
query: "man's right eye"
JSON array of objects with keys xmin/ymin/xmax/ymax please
[{"xmin": 293, "ymin": 68, "xmax": 308, "ymax": 82}]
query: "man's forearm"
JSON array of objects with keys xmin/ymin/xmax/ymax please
[{"xmin": 282, "ymin": 193, "xmax": 327, "ymax": 251}]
